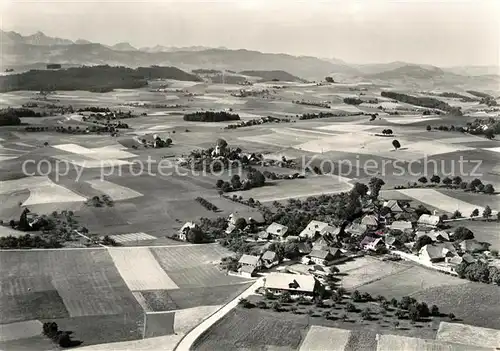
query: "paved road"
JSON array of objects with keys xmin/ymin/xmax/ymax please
[{"xmin": 175, "ymin": 278, "xmax": 264, "ymax": 351}]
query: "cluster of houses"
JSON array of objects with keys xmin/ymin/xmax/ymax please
[{"xmin": 177, "ymin": 198, "xmax": 494, "ymax": 294}]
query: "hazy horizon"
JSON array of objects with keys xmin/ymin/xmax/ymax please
[{"xmin": 2, "ymin": 0, "xmax": 499, "ymax": 67}]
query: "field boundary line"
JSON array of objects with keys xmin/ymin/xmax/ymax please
[{"xmin": 174, "ymin": 279, "xmax": 263, "ymax": 351}]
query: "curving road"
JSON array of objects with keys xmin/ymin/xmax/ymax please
[{"xmin": 175, "ymin": 278, "xmax": 264, "ymax": 351}]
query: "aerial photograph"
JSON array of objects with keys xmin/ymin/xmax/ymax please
[{"xmin": 0, "ymin": 0, "xmax": 499, "ymax": 350}]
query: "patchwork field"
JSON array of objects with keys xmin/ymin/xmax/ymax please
[
  {"xmin": 437, "ymin": 322, "xmax": 500, "ymax": 349},
  {"xmin": 86, "ymin": 179, "xmax": 143, "ymax": 201},
  {"xmin": 0, "ymin": 249, "xmax": 141, "ymax": 322},
  {"xmin": 231, "ymin": 175, "xmax": 353, "ymax": 202},
  {"xmin": 299, "ymin": 326, "xmax": 351, "ymax": 351},
  {"xmin": 107, "ymin": 247, "xmax": 180, "ymax": 291},
  {"xmin": 152, "ymin": 244, "xmax": 249, "ymax": 288},
  {"xmin": 0, "ymin": 176, "xmax": 87, "ymax": 206},
  {"xmin": 398, "ymin": 188, "xmax": 495, "ymax": 215},
  {"xmin": 376, "ymin": 334, "xmax": 488, "ymax": 351}
]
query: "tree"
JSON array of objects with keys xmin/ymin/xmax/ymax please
[
  {"xmin": 430, "ymin": 175, "xmax": 441, "ymax": 184},
  {"xmin": 186, "ymin": 226, "xmax": 205, "ymax": 243},
  {"xmin": 484, "ymin": 184, "xmax": 495, "ymax": 194},
  {"xmin": 216, "ymin": 138, "xmax": 228, "ymax": 149},
  {"xmin": 471, "ymin": 208, "xmax": 479, "ymax": 218},
  {"xmin": 453, "ymin": 226, "xmax": 474, "ymax": 241},
  {"xmin": 448, "ymin": 313, "xmax": 455, "ymax": 321},
  {"xmin": 452, "ymin": 176, "xmax": 462, "ymax": 186},
  {"xmin": 351, "ymin": 290, "xmax": 362, "ymax": 302},
  {"xmin": 272, "ymin": 301, "xmax": 282, "ymax": 312},
  {"xmin": 369, "ymin": 177, "xmax": 385, "ymax": 199},
  {"xmin": 414, "ymin": 235, "xmax": 433, "ymax": 252},
  {"xmin": 279, "ymin": 291, "xmax": 292, "ymax": 303},
  {"xmin": 431, "ymin": 305, "xmax": 440, "ymax": 316},
  {"xmin": 452, "ymin": 210, "xmax": 462, "ymax": 219},
  {"xmin": 216, "ymin": 179, "xmax": 224, "ymax": 188},
  {"xmin": 351, "ymin": 182, "xmax": 369, "ymax": 197},
  {"xmin": 442, "ymin": 177, "xmax": 452, "ymax": 187},
  {"xmin": 418, "ymin": 176, "xmax": 428, "ymax": 185},
  {"xmin": 235, "ymin": 217, "xmax": 247, "ymax": 230},
  {"xmin": 361, "ymin": 308, "xmax": 372, "ymax": 320},
  {"xmin": 395, "ymin": 309, "xmax": 406, "ymax": 319},
  {"xmin": 345, "ymin": 302, "xmax": 356, "ymax": 312},
  {"xmin": 460, "ymin": 181, "xmax": 468, "ymax": 190},
  {"xmin": 408, "ymin": 305, "xmax": 421, "ymax": 321},
  {"xmin": 426, "ymin": 125, "xmax": 432, "ymax": 131},
  {"xmin": 325, "ymin": 76, "xmax": 335, "ymax": 83},
  {"xmin": 483, "ymin": 205, "xmax": 492, "ymax": 219},
  {"xmin": 230, "ymin": 174, "xmax": 242, "ymax": 189},
  {"xmin": 392, "ymin": 139, "xmax": 401, "ymax": 150},
  {"xmin": 485, "ymin": 129, "xmax": 495, "ymax": 139},
  {"xmin": 470, "ymin": 178, "xmax": 483, "ymax": 189}
]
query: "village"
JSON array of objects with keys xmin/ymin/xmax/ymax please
[{"xmin": 178, "ymin": 194, "xmax": 500, "ymax": 299}]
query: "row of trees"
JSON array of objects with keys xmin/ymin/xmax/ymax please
[
  {"xmin": 183, "ymin": 111, "xmax": 241, "ymax": 122},
  {"xmin": 416, "ymin": 176, "xmax": 495, "ymax": 194},
  {"xmin": 343, "ymin": 97, "xmax": 363, "ymax": 105},
  {"xmin": 381, "ymin": 91, "xmax": 462, "ymax": 115},
  {"xmin": 195, "ymin": 197, "xmax": 219, "ymax": 212}
]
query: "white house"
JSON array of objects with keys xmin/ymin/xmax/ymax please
[
  {"xmin": 264, "ymin": 272, "xmax": 320, "ymax": 296},
  {"xmin": 266, "ymin": 222, "xmax": 289, "ymax": 240},
  {"xmin": 417, "ymin": 214, "xmax": 441, "ymax": 227},
  {"xmin": 299, "ymin": 220, "xmax": 330, "ymax": 239},
  {"xmin": 419, "ymin": 243, "xmax": 456, "ymax": 263}
]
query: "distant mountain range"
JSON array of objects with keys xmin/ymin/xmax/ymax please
[{"xmin": 1, "ymin": 30, "xmax": 499, "ymax": 87}]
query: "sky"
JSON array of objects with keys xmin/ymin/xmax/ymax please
[{"xmin": 1, "ymin": 0, "xmax": 499, "ymax": 67}]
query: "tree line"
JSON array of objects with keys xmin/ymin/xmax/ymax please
[
  {"xmin": 381, "ymin": 91, "xmax": 462, "ymax": 115},
  {"xmin": 183, "ymin": 111, "xmax": 241, "ymax": 122}
]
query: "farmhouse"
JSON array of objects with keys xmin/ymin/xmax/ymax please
[
  {"xmin": 239, "ymin": 254, "xmax": 261, "ymax": 269},
  {"xmin": 239, "ymin": 265, "xmax": 256, "ymax": 278},
  {"xmin": 385, "ymin": 235, "xmax": 401, "ymax": 249},
  {"xmin": 419, "ymin": 243, "xmax": 457, "ymax": 263},
  {"xmin": 266, "ymin": 222, "xmax": 288, "ymax": 240},
  {"xmin": 307, "ymin": 249, "xmax": 335, "ymax": 266},
  {"xmin": 417, "ymin": 214, "xmax": 441, "ymax": 228},
  {"xmin": 460, "ymin": 239, "xmax": 487, "ymax": 253},
  {"xmin": 447, "ymin": 253, "xmax": 475, "ymax": 269},
  {"xmin": 312, "ymin": 237, "xmax": 329, "ymax": 251},
  {"xmin": 299, "ymin": 220, "xmax": 330, "ymax": 239},
  {"xmin": 261, "ymin": 250, "xmax": 279, "ymax": 268},
  {"xmin": 361, "ymin": 215, "xmax": 379, "ymax": 229},
  {"xmin": 383, "ymin": 200, "xmax": 407, "ymax": 213},
  {"xmin": 345, "ymin": 223, "xmax": 368, "ymax": 237},
  {"xmin": 264, "ymin": 272, "xmax": 321, "ymax": 296},
  {"xmin": 178, "ymin": 221, "xmax": 197, "ymax": 241},
  {"xmin": 360, "ymin": 236, "xmax": 384, "ymax": 251},
  {"xmin": 389, "ymin": 221, "xmax": 413, "ymax": 232},
  {"xmin": 428, "ymin": 230, "xmax": 450, "ymax": 242}
]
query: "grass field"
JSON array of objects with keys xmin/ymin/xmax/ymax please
[
  {"xmin": 173, "ymin": 305, "xmax": 221, "ymax": 334},
  {"xmin": 139, "ymin": 283, "xmax": 252, "ymax": 311},
  {"xmin": 107, "ymin": 247, "xmax": 179, "ymax": 291},
  {"xmin": 0, "ymin": 249, "xmax": 141, "ymax": 321},
  {"xmin": 397, "ymin": 188, "xmax": 492, "ymax": 215},
  {"xmin": 437, "ymin": 322, "xmax": 500, "ymax": 349},
  {"xmin": 0, "ymin": 176, "xmax": 87, "ymax": 206},
  {"xmin": 231, "ymin": 176, "xmax": 353, "ymax": 203},
  {"xmin": 358, "ymin": 265, "xmax": 467, "ymax": 298},
  {"xmin": 337, "ymin": 257, "xmax": 412, "ymax": 290},
  {"xmin": 299, "ymin": 326, "xmax": 351, "ymax": 351},
  {"xmin": 192, "ymin": 308, "xmax": 308, "ymax": 351},
  {"xmin": 0, "ymin": 320, "xmax": 42, "ymax": 342},
  {"xmin": 86, "ymin": 179, "xmax": 143, "ymax": 201},
  {"xmin": 376, "ymin": 333, "xmax": 486, "ymax": 351}
]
